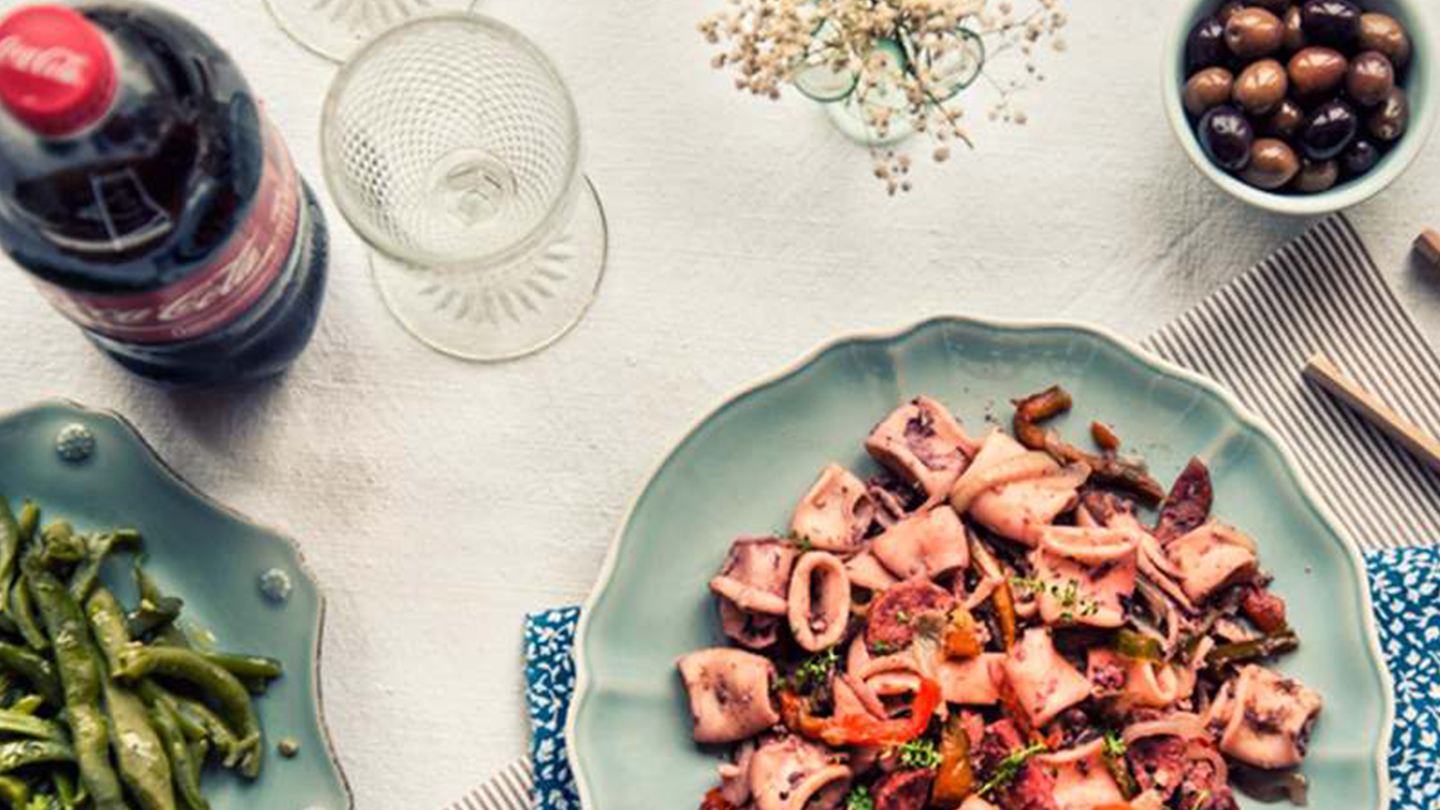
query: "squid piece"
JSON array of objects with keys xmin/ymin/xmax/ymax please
[
  {"xmin": 872, "ymin": 506, "xmax": 970, "ymax": 581},
  {"xmin": 1086, "ymin": 647, "xmax": 1194, "ymax": 708},
  {"xmin": 1030, "ymin": 526, "xmax": 1138, "ymax": 628},
  {"xmin": 711, "ymin": 537, "xmax": 798, "ymax": 650},
  {"xmin": 787, "ymin": 552, "xmax": 851, "ymax": 652},
  {"xmin": 959, "ymin": 797, "xmax": 1000, "ymax": 810},
  {"xmin": 711, "ymin": 537, "xmax": 797, "ymax": 617},
  {"xmin": 1207, "ymin": 665, "xmax": 1322, "ymax": 770},
  {"xmin": 1002, "ymin": 628, "xmax": 1093, "ymax": 727},
  {"xmin": 1034, "ymin": 738, "xmax": 1127, "ymax": 810},
  {"xmin": 678, "ymin": 648, "xmax": 782, "ymax": 744},
  {"xmin": 1166, "ymin": 522, "xmax": 1259, "ymax": 603},
  {"xmin": 791, "ymin": 465, "xmax": 875, "ymax": 553},
  {"xmin": 717, "ymin": 741, "xmax": 756, "ymax": 806},
  {"xmin": 865, "ymin": 397, "xmax": 978, "ymax": 508},
  {"xmin": 954, "ymin": 432, "xmax": 1088, "ymax": 545},
  {"xmin": 845, "ymin": 550, "xmax": 899, "ymax": 592},
  {"xmin": 748, "ymin": 735, "xmax": 852, "ymax": 810},
  {"xmin": 937, "ymin": 653, "xmax": 1005, "ymax": 706}
]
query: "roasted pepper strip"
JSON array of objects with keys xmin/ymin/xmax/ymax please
[
  {"xmin": 1013, "ymin": 386, "xmax": 1165, "ymax": 503},
  {"xmin": 944, "ymin": 608, "xmax": 984, "ymax": 659},
  {"xmin": 932, "ymin": 713, "xmax": 976, "ymax": 805},
  {"xmin": 818, "ymin": 677, "xmax": 942, "ymax": 748},
  {"xmin": 1114, "ymin": 629, "xmax": 1165, "ymax": 662},
  {"xmin": 1206, "ymin": 627, "xmax": 1299, "ymax": 670}
]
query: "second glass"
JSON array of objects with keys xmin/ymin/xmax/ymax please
[{"xmin": 320, "ymin": 13, "xmax": 607, "ymax": 361}]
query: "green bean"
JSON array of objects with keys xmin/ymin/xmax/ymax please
[
  {"xmin": 146, "ymin": 700, "xmax": 208, "ymax": 810},
  {"xmin": 53, "ymin": 771, "xmax": 80, "ymax": 810},
  {"xmin": 37, "ymin": 523, "xmax": 85, "ymax": 567},
  {"xmin": 0, "ymin": 643, "xmax": 61, "ymax": 706},
  {"xmin": 203, "ymin": 653, "xmax": 282, "ymax": 682},
  {"xmin": 6, "ymin": 695, "xmax": 39, "ymax": 715},
  {"xmin": 8, "ymin": 578, "xmax": 46, "ymax": 653},
  {"xmin": 1206, "ymin": 627, "xmax": 1299, "ymax": 671},
  {"xmin": 24, "ymin": 559, "xmax": 130, "ymax": 810},
  {"xmin": 0, "ymin": 709, "xmax": 65, "ymax": 742},
  {"xmin": 0, "ymin": 739, "xmax": 73, "ymax": 772},
  {"xmin": 105, "ymin": 684, "xmax": 176, "ymax": 810},
  {"xmin": 85, "ymin": 589, "xmax": 133, "ymax": 676},
  {"xmin": 69, "ymin": 531, "xmax": 138, "ymax": 605},
  {"xmin": 151, "ymin": 625, "xmax": 190, "ymax": 650},
  {"xmin": 0, "ymin": 501, "xmax": 19, "ymax": 621},
  {"xmin": 15, "ymin": 504, "xmax": 37, "ymax": 548},
  {"xmin": 125, "ymin": 598, "xmax": 183, "ymax": 641},
  {"xmin": 114, "ymin": 646, "xmax": 261, "ymax": 778},
  {"xmin": 0, "ymin": 775, "xmax": 24, "ymax": 809}
]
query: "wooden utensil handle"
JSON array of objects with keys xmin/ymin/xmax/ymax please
[{"xmin": 1304, "ymin": 353, "xmax": 1440, "ymax": 475}]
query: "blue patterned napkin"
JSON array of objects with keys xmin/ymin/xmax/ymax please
[{"xmin": 524, "ymin": 548, "xmax": 1439, "ymax": 810}]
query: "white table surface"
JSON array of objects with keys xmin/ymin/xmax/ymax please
[{"xmin": 2, "ymin": 1, "xmax": 1439, "ymax": 807}]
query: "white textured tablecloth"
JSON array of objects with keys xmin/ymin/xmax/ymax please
[{"xmin": 1, "ymin": 1, "xmax": 1438, "ymax": 808}]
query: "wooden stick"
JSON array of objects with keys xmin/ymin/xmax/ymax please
[
  {"xmin": 1304, "ymin": 353, "xmax": 1440, "ymax": 475},
  {"xmin": 1417, "ymin": 229, "xmax": 1440, "ymax": 269}
]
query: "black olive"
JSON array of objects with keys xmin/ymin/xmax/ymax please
[
  {"xmin": 1340, "ymin": 138, "xmax": 1381, "ymax": 177},
  {"xmin": 1301, "ymin": 0, "xmax": 1361, "ymax": 48},
  {"xmin": 1299, "ymin": 99, "xmax": 1359, "ymax": 160},
  {"xmin": 1199, "ymin": 105, "xmax": 1256, "ymax": 171},
  {"xmin": 1188, "ymin": 16, "xmax": 1230, "ymax": 74}
]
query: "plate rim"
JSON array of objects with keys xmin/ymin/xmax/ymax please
[
  {"xmin": 565, "ymin": 314, "xmax": 1395, "ymax": 810},
  {"xmin": 0, "ymin": 398, "xmax": 357, "ymax": 810}
]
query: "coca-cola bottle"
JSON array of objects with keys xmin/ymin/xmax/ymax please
[{"xmin": 0, "ymin": 2, "xmax": 329, "ymax": 386}]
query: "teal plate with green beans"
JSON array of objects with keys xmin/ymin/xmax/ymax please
[
  {"xmin": 567, "ymin": 316, "xmax": 1392, "ymax": 810},
  {"xmin": 0, "ymin": 401, "xmax": 351, "ymax": 810}
]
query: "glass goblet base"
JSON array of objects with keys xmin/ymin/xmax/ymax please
[
  {"xmin": 265, "ymin": 0, "xmax": 478, "ymax": 63},
  {"xmin": 371, "ymin": 176, "xmax": 608, "ymax": 362}
]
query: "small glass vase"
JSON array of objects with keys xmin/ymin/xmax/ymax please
[{"xmin": 795, "ymin": 27, "xmax": 986, "ymax": 148}]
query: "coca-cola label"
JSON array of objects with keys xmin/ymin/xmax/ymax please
[
  {"xmin": 0, "ymin": 35, "xmax": 89, "ymax": 86},
  {"xmin": 36, "ymin": 117, "xmax": 303, "ymax": 345}
]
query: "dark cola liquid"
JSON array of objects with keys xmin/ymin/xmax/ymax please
[{"xmin": 0, "ymin": 2, "xmax": 328, "ymax": 386}]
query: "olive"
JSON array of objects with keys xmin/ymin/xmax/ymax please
[
  {"xmin": 1367, "ymin": 87, "xmax": 1409, "ymax": 141},
  {"xmin": 1299, "ymin": 98, "xmax": 1358, "ymax": 160},
  {"xmin": 1301, "ymin": 0, "xmax": 1361, "ymax": 47},
  {"xmin": 1241, "ymin": 138, "xmax": 1302, "ymax": 189},
  {"xmin": 1234, "ymin": 59, "xmax": 1289, "ymax": 116},
  {"xmin": 1283, "ymin": 5, "xmax": 1308, "ymax": 52},
  {"xmin": 1187, "ymin": 16, "xmax": 1230, "ymax": 74},
  {"xmin": 1288, "ymin": 46, "xmax": 1347, "ymax": 99},
  {"xmin": 1293, "ymin": 158, "xmax": 1339, "ymax": 192},
  {"xmin": 1218, "ymin": 0, "xmax": 1246, "ymax": 26},
  {"xmin": 1199, "ymin": 105, "xmax": 1256, "ymax": 171},
  {"xmin": 1263, "ymin": 98, "xmax": 1306, "ymax": 138},
  {"xmin": 1251, "ymin": 0, "xmax": 1292, "ymax": 13},
  {"xmin": 1340, "ymin": 138, "xmax": 1381, "ymax": 176},
  {"xmin": 1359, "ymin": 13, "xmax": 1410, "ymax": 69},
  {"xmin": 1185, "ymin": 67, "xmax": 1236, "ymax": 117},
  {"xmin": 1226, "ymin": 8, "xmax": 1285, "ymax": 59},
  {"xmin": 1346, "ymin": 51, "xmax": 1395, "ymax": 107}
]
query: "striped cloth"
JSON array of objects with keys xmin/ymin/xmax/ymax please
[
  {"xmin": 1144, "ymin": 214, "xmax": 1440, "ymax": 551},
  {"xmin": 451, "ymin": 213, "xmax": 1440, "ymax": 809}
]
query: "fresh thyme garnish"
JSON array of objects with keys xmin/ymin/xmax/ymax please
[
  {"xmin": 894, "ymin": 737, "xmax": 943, "ymax": 770},
  {"xmin": 1103, "ymin": 729, "xmax": 1127, "ymax": 759},
  {"xmin": 977, "ymin": 741, "xmax": 1048, "ymax": 796},
  {"xmin": 896, "ymin": 609, "xmax": 912, "ymax": 625},
  {"xmin": 1189, "ymin": 790, "xmax": 1213, "ymax": 810},
  {"xmin": 1009, "ymin": 576, "xmax": 1101, "ymax": 622},
  {"xmin": 781, "ymin": 646, "xmax": 839, "ymax": 693},
  {"xmin": 788, "ymin": 530, "xmax": 813, "ymax": 553},
  {"xmin": 844, "ymin": 786, "xmax": 875, "ymax": 810},
  {"xmin": 871, "ymin": 640, "xmax": 894, "ymax": 655}
]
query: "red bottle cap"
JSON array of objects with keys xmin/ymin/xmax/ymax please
[{"xmin": 0, "ymin": 5, "xmax": 116, "ymax": 137}]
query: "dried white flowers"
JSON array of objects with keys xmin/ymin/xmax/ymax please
[{"xmin": 699, "ymin": 0, "xmax": 1069, "ymax": 194}]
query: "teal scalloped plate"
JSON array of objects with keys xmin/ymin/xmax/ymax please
[
  {"xmin": 567, "ymin": 317, "xmax": 1392, "ymax": 810},
  {"xmin": 0, "ymin": 401, "xmax": 352, "ymax": 810}
]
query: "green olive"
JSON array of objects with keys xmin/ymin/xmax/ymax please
[
  {"xmin": 1233, "ymin": 59, "xmax": 1288, "ymax": 116},
  {"xmin": 1185, "ymin": 67, "xmax": 1236, "ymax": 117},
  {"xmin": 1292, "ymin": 159, "xmax": 1339, "ymax": 193},
  {"xmin": 1359, "ymin": 13, "xmax": 1410, "ymax": 69},
  {"xmin": 1241, "ymin": 138, "xmax": 1302, "ymax": 190},
  {"xmin": 1288, "ymin": 46, "xmax": 1347, "ymax": 98},
  {"xmin": 1226, "ymin": 8, "xmax": 1285, "ymax": 59}
]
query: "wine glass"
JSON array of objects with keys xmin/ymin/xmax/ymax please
[
  {"xmin": 320, "ymin": 13, "xmax": 608, "ymax": 361},
  {"xmin": 266, "ymin": 0, "xmax": 479, "ymax": 63}
]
